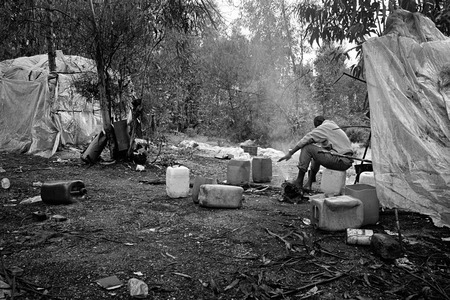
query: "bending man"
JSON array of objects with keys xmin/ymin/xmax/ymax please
[{"xmin": 278, "ymin": 116, "xmax": 354, "ymax": 192}]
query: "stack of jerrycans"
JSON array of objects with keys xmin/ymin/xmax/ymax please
[{"xmin": 310, "ymin": 168, "xmax": 364, "ymax": 231}]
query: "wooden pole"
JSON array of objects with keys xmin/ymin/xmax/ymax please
[{"xmin": 394, "ymin": 208, "xmax": 404, "ymax": 253}]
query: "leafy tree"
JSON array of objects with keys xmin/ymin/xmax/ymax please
[
  {"xmin": 312, "ymin": 44, "xmax": 368, "ymax": 137},
  {"xmin": 237, "ymin": 0, "xmax": 319, "ymax": 142},
  {"xmin": 0, "ymin": 0, "xmax": 217, "ymax": 158},
  {"xmin": 294, "ymin": 0, "xmax": 450, "ymax": 48},
  {"xmin": 295, "ymin": 0, "xmax": 384, "ymax": 47}
]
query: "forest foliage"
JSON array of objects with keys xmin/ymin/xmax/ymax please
[{"xmin": 3, "ymin": 0, "xmax": 442, "ymax": 151}]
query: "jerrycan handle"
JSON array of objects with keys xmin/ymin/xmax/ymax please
[
  {"xmin": 69, "ymin": 181, "xmax": 87, "ymax": 196},
  {"xmin": 70, "ymin": 187, "xmax": 87, "ymax": 195}
]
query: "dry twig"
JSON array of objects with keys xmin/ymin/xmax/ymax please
[
  {"xmin": 400, "ymin": 268, "xmax": 450, "ymax": 300},
  {"xmin": 265, "ymin": 228, "xmax": 293, "ymax": 251}
]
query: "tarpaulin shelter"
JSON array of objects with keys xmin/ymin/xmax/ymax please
[
  {"xmin": 363, "ymin": 10, "xmax": 450, "ymax": 227},
  {"xmin": 0, "ymin": 51, "xmax": 102, "ymax": 158}
]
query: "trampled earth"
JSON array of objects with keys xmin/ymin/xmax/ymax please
[{"xmin": 1, "ymin": 141, "xmax": 450, "ymax": 300}]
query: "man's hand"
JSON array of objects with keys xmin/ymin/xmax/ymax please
[{"xmin": 277, "ymin": 153, "xmax": 292, "ymax": 162}]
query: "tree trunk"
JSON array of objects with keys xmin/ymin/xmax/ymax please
[
  {"xmin": 90, "ymin": 0, "xmax": 114, "ymax": 159},
  {"xmin": 46, "ymin": 0, "xmax": 56, "ymax": 72}
]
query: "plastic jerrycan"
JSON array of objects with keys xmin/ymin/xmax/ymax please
[
  {"xmin": 41, "ymin": 180, "xmax": 87, "ymax": 205},
  {"xmin": 252, "ymin": 157, "xmax": 272, "ymax": 183},
  {"xmin": 227, "ymin": 159, "xmax": 251, "ymax": 185},
  {"xmin": 166, "ymin": 165, "xmax": 190, "ymax": 198}
]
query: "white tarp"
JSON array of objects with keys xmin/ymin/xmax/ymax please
[
  {"xmin": 363, "ymin": 10, "xmax": 450, "ymax": 227},
  {"xmin": 0, "ymin": 51, "xmax": 102, "ymax": 157}
]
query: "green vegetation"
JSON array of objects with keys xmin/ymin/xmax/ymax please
[{"xmin": 1, "ymin": 0, "xmax": 447, "ymax": 153}]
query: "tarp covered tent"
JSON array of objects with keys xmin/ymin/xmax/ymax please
[
  {"xmin": 0, "ymin": 51, "xmax": 102, "ymax": 157},
  {"xmin": 363, "ymin": 10, "xmax": 450, "ymax": 227}
]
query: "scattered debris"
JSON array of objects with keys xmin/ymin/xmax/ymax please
[
  {"xmin": 346, "ymin": 229, "xmax": 373, "ymax": 246},
  {"xmin": 224, "ymin": 278, "xmax": 239, "ymax": 291},
  {"xmin": 214, "ymin": 153, "xmax": 234, "ymax": 160},
  {"xmin": 31, "ymin": 211, "xmax": 48, "ymax": 222},
  {"xmin": 53, "ymin": 158, "xmax": 69, "ymax": 163},
  {"xmin": 0, "ymin": 279, "xmax": 10, "ymax": 289},
  {"xmin": 1, "ymin": 178, "xmax": 10, "ymax": 189},
  {"xmin": 165, "ymin": 252, "xmax": 177, "ymax": 259},
  {"xmin": 265, "ymin": 228, "xmax": 304, "ymax": 252},
  {"xmin": 280, "ymin": 181, "xmax": 309, "ymax": 203},
  {"xmin": 51, "ymin": 215, "xmax": 67, "ymax": 222},
  {"xmin": 19, "ymin": 196, "xmax": 42, "ymax": 205},
  {"xmin": 128, "ymin": 278, "xmax": 148, "ymax": 298},
  {"xmin": 209, "ymin": 277, "xmax": 220, "ymax": 294},
  {"xmin": 370, "ymin": 233, "xmax": 403, "ymax": 260},
  {"xmin": 173, "ymin": 272, "xmax": 192, "ymax": 279},
  {"xmin": 395, "ymin": 257, "xmax": 416, "ymax": 271},
  {"xmin": 198, "ymin": 278, "xmax": 209, "ymax": 288},
  {"xmin": 96, "ymin": 275, "xmax": 123, "ymax": 290},
  {"xmin": 41, "ymin": 180, "xmax": 87, "ymax": 205},
  {"xmin": 0, "ymin": 167, "xmax": 5, "ymax": 173}
]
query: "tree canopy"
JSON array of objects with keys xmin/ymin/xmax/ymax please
[
  {"xmin": 0, "ymin": 0, "xmax": 372, "ymax": 153},
  {"xmin": 295, "ymin": 0, "xmax": 450, "ymax": 47}
]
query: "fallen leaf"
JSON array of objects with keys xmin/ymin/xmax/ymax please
[
  {"xmin": 363, "ymin": 273, "xmax": 371, "ymax": 286},
  {"xmin": 198, "ymin": 279, "xmax": 209, "ymax": 288},
  {"xmin": 224, "ymin": 279, "xmax": 239, "ymax": 291},
  {"xmin": 210, "ymin": 278, "xmax": 219, "ymax": 294}
]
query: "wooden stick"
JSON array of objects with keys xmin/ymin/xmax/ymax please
[
  {"xmin": 394, "ymin": 208, "xmax": 404, "ymax": 253},
  {"xmin": 265, "ymin": 228, "xmax": 292, "ymax": 251},
  {"xmin": 401, "ymin": 268, "xmax": 450, "ymax": 300},
  {"xmin": 271, "ymin": 272, "xmax": 347, "ymax": 298}
]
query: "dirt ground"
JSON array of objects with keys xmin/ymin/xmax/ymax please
[{"xmin": 1, "ymin": 140, "xmax": 450, "ymax": 300}]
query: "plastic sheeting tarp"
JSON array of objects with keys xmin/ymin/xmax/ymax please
[
  {"xmin": 0, "ymin": 77, "xmax": 56, "ymax": 157},
  {"xmin": 0, "ymin": 52, "xmax": 102, "ymax": 157},
  {"xmin": 363, "ymin": 10, "xmax": 450, "ymax": 227}
]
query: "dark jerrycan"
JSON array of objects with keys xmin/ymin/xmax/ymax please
[{"xmin": 41, "ymin": 180, "xmax": 87, "ymax": 205}]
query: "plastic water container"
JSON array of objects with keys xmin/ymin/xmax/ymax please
[
  {"xmin": 227, "ymin": 159, "xmax": 251, "ymax": 185},
  {"xmin": 310, "ymin": 194, "xmax": 364, "ymax": 231},
  {"xmin": 359, "ymin": 172, "xmax": 376, "ymax": 186},
  {"xmin": 192, "ymin": 176, "xmax": 217, "ymax": 204},
  {"xmin": 198, "ymin": 184, "xmax": 243, "ymax": 208},
  {"xmin": 344, "ymin": 184, "xmax": 380, "ymax": 226},
  {"xmin": 320, "ymin": 168, "xmax": 346, "ymax": 196},
  {"xmin": 252, "ymin": 157, "xmax": 272, "ymax": 183},
  {"xmin": 41, "ymin": 180, "xmax": 87, "ymax": 205},
  {"xmin": 166, "ymin": 165, "xmax": 190, "ymax": 198}
]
